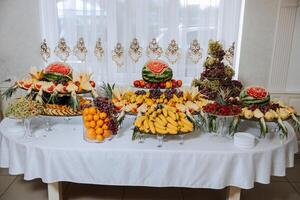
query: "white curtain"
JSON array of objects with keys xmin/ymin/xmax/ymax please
[{"xmin": 40, "ymin": 0, "xmax": 242, "ymax": 85}]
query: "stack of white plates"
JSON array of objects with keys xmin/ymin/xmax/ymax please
[{"xmin": 234, "ymin": 132, "xmax": 256, "ymax": 149}]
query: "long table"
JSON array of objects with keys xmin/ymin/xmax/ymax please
[{"xmin": 0, "ymin": 116, "xmax": 298, "ymax": 200}]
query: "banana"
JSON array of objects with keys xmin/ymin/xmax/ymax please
[
  {"xmin": 156, "ymin": 127, "xmax": 168, "ymax": 134},
  {"xmin": 155, "ymin": 118, "xmax": 167, "ymax": 126},
  {"xmin": 143, "ymin": 119, "xmax": 149, "ymax": 130},
  {"xmin": 134, "ymin": 116, "xmax": 146, "ymax": 127},
  {"xmin": 167, "ymin": 127, "xmax": 178, "ymax": 134},
  {"xmin": 167, "ymin": 123, "xmax": 178, "ymax": 130},
  {"xmin": 167, "ymin": 117, "xmax": 178, "ymax": 127},
  {"xmin": 162, "ymin": 108, "xmax": 168, "ymax": 117},
  {"xmin": 181, "ymin": 118, "xmax": 193, "ymax": 128},
  {"xmin": 168, "ymin": 110, "xmax": 177, "ymax": 121},
  {"xmin": 180, "ymin": 127, "xmax": 191, "ymax": 133},
  {"xmin": 149, "ymin": 120, "xmax": 156, "ymax": 133},
  {"xmin": 175, "ymin": 113, "xmax": 180, "ymax": 120},
  {"xmin": 154, "ymin": 122, "xmax": 166, "ymax": 130},
  {"xmin": 182, "ymin": 124, "xmax": 193, "ymax": 132},
  {"xmin": 166, "ymin": 106, "xmax": 177, "ymax": 113},
  {"xmin": 179, "ymin": 112, "xmax": 186, "ymax": 118},
  {"xmin": 158, "ymin": 114, "xmax": 168, "ymax": 124}
]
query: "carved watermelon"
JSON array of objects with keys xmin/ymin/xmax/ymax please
[
  {"xmin": 142, "ymin": 60, "xmax": 173, "ymax": 83},
  {"xmin": 240, "ymin": 86, "xmax": 270, "ymax": 105},
  {"xmin": 43, "ymin": 62, "xmax": 73, "ymax": 82}
]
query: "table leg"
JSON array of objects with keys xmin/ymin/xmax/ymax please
[
  {"xmin": 226, "ymin": 186, "xmax": 241, "ymax": 200},
  {"xmin": 48, "ymin": 182, "xmax": 62, "ymax": 200}
]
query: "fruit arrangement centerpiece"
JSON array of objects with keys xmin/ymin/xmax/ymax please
[
  {"xmin": 202, "ymin": 90, "xmax": 242, "ymax": 136},
  {"xmin": 82, "ymin": 96, "xmax": 125, "ymax": 143},
  {"xmin": 2, "ymin": 62, "xmax": 96, "ymax": 116},
  {"xmin": 239, "ymin": 86, "xmax": 300, "ymax": 139},
  {"xmin": 133, "ymin": 60, "xmax": 182, "ymax": 89},
  {"xmin": 192, "ymin": 40, "xmax": 243, "ymax": 100}
]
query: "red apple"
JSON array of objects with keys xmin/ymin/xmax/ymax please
[
  {"xmin": 145, "ymin": 83, "xmax": 152, "ymax": 89},
  {"xmin": 176, "ymin": 80, "xmax": 182, "ymax": 87},
  {"xmin": 133, "ymin": 80, "xmax": 140, "ymax": 87},
  {"xmin": 152, "ymin": 83, "xmax": 159, "ymax": 89},
  {"xmin": 140, "ymin": 80, "xmax": 146, "ymax": 88},
  {"xmin": 172, "ymin": 81, "xmax": 177, "ymax": 88},
  {"xmin": 159, "ymin": 82, "xmax": 166, "ymax": 89}
]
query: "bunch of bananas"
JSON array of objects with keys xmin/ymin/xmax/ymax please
[{"xmin": 134, "ymin": 106, "xmax": 194, "ymax": 134}]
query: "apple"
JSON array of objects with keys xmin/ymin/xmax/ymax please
[
  {"xmin": 133, "ymin": 80, "xmax": 140, "ymax": 87},
  {"xmin": 176, "ymin": 80, "xmax": 182, "ymax": 87},
  {"xmin": 159, "ymin": 82, "xmax": 166, "ymax": 89},
  {"xmin": 172, "ymin": 81, "xmax": 177, "ymax": 88},
  {"xmin": 152, "ymin": 83, "xmax": 159, "ymax": 89},
  {"xmin": 145, "ymin": 83, "xmax": 152, "ymax": 89},
  {"xmin": 139, "ymin": 80, "xmax": 146, "ymax": 88}
]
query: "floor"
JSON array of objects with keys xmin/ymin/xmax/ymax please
[{"xmin": 1, "ymin": 155, "xmax": 300, "ymax": 200}]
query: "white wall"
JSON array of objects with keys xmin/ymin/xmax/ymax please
[
  {"xmin": 238, "ymin": 0, "xmax": 280, "ymax": 87},
  {"xmin": 0, "ymin": 0, "xmax": 43, "ymax": 82},
  {"xmin": 287, "ymin": 6, "xmax": 300, "ymax": 92}
]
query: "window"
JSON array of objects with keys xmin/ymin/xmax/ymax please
[{"xmin": 40, "ymin": 0, "xmax": 243, "ymax": 85}]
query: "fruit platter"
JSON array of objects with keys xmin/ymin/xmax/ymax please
[
  {"xmin": 132, "ymin": 104, "xmax": 199, "ymax": 146},
  {"xmin": 2, "ymin": 62, "xmax": 97, "ymax": 116},
  {"xmin": 110, "ymin": 86, "xmax": 212, "ymax": 115},
  {"xmin": 239, "ymin": 86, "xmax": 300, "ymax": 138},
  {"xmin": 132, "ymin": 60, "xmax": 183, "ymax": 89}
]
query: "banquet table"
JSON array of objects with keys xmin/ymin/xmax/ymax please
[{"xmin": 0, "ymin": 116, "xmax": 298, "ymax": 200}]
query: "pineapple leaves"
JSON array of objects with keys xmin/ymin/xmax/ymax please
[
  {"xmin": 100, "ymin": 82, "xmax": 115, "ymax": 99},
  {"xmin": 1, "ymin": 84, "xmax": 18, "ymax": 100}
]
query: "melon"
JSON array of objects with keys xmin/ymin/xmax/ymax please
[
  {"xmin": 43, "ymin": 62, "xmax": 72, "ymax": 82},
  {"xmin": 142, "ymin": 60, "xmax": 173, "ymax": 83},
  {"xmin": 240, "ymin": 86, "xmax": 270, "ymax": 105}
]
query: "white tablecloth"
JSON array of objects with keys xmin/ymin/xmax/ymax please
[{"xmin": 0, "ymin": 117, "xmax": 298, "ymax": 189}]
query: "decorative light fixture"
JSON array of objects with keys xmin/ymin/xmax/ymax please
[
  {"xmin": 146, "ymin": 38, "xmax": 163, "ymax": 59},
  {"xmin": 129, "ymin": 38, "xmax": 143, "ymax": 63},
  {"xmin": 73, "ymin": 37, "xmax": 88, "ymax": 62},
  {"xmin": 40, "ymin": 39, "xmax": 51, "ymax": 63},
  {"xmin": 112, "ymin": 42, "xmax": 124, "ymax": 67},
  {"xmin": 54, "ymin": 38, "xmax": 71, "ymax": 62}
]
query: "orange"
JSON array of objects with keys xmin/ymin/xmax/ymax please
[
  {"xmin": 103, "ymin": 130, "xmax": 112, "ymax": 138},
  {"xmin": 102, "ymin": 124, "xmax": 109, "ymax": 130},
  {"xmin": 86, "ymin": 128, "xmax": 96, "ymax": 140},
  {"xmin": 104, "ymin": 118, "xmax": 109, "ymax": 122},
  {"xmin": 93, "ymin": 114, "xmax": 100, "ymax": 121},
  {"xmin": 89, "ymin": 107, "xmax": 97, "ymax": 115},
  {"xmin": 86, "ymin": 114, "xmax": 93, "ymax": 121},
  {"xmin": 100, "ymin": 112, "xmax": 107, "ymax": 119},
  {"xmin": 89, "ymin": 120, "xmax": 96, "ymax": 128},
  {"xmin": 96, "ymin": 128, "xmax": 103, "ymax": 135},
  {"xmin": 84, "ymin": 120, "xmax": 90, "ymax": 128},
  {"xmin": 97, "ymin": 119, "xmax": 104, "ymax": 127},
  {"xmin": 83, "ymin": 108, "xmax": 89, "ymax": 116},
  {"xmin": 96, "ymin": 134, "xmax": 104, "ymax": 142}
]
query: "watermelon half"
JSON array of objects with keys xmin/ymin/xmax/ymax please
[
  {"xmin": 43, "ymin": 62, "xmax": 73, "ymax": 82},
  {"xmin": 142, "ymin": 60, "xmax": 173, "ymax": 83},
  {"xmin": 240, "ymin": 86, "xmax": 270, "ymax": 105}
]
